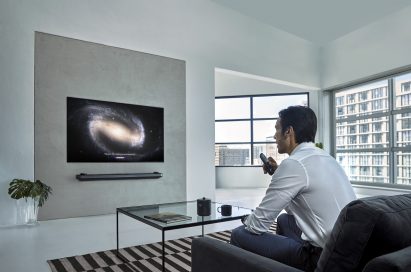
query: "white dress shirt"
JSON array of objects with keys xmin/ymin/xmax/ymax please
[{"xmin": 245, "ymin": 142, "xmax": 356, "ymax": 248}]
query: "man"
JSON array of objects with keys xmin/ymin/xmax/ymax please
[{"xmin": 230, "ymin": 106, "xmax": 356, "ymax": 272}]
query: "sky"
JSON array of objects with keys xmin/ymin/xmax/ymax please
[{"xmin": 215, "ymin": 94, "xmax": 308, "ymax": 143}]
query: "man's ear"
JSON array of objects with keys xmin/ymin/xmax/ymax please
[{"xmin": 285, "ymin": 126, "xmax": 295, "ymax": 138}]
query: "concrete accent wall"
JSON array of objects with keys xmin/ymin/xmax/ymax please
[{"xmin": 34, "ymin": 33, "xmax": 186, "ymax": 220}]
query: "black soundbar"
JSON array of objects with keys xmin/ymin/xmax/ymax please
[{"xmin": 76, "ymin": 172, "xmax": 163, "ymax": 181}]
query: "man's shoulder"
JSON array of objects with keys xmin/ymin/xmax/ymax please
[
  {"xmin": 290, "ymin": 145, "xmax": 330, "ymax": 161},
  {"xmin": 278, "ymin": 156, "xmax": 305, "ymax": 170}
]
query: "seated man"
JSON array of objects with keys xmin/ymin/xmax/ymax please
[{"xmin": 230, "ymin": 106, "xmax": 356, "ymax": 272}]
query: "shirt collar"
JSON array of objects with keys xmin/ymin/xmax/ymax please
[{"xmin": 290, "ymin": 142, "xmax": 315, "ymax": 156}]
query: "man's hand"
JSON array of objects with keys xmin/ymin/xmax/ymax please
[
  {"xmin": 241, "ymin": 214, "xmax": 249, "ymax": 226},
  {"xmin": 262, "ymin": 157, "xmax": 278, "ymax": 176}
]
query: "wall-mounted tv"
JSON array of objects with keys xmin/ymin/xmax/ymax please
[{"xmin": 67, "ymin": 97, "xmax": 164, "ymax": 162}]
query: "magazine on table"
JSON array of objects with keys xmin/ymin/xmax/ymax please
[{"xmin": 144, "ymin": 212, "xmax": 192, "ymax": 223}]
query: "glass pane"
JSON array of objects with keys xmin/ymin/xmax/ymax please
[
  {"xmin": 336, "ymin": 152, "xmax": 389, "ymax": 183},
  {"xmin": 395, "ymin": 113, "xmax": 411, "ymax": 147},
  {"xmin": 120, "ymin": 201, "xmax": 251, "ymax": 226},
  {"xmin": 335, "ymin": 80, "xmax": 388, "ymax": 120},
  {"xmin": 336, "ymin": 117, "xmax": 389, "ymax": 150},
  {"xmin": 253, "ymin": 120, "xmax": 275, "ymax": 142},
  {"xmin": 394, "ymin": 73, "xmax": 411, "ymax": 109},
  {"xmin": 215, "ymin": 121, "xmax": 250, "ymax": 143},
  {"xmin": 253, "ymin": 94, "xmax": 308, "ymax": 118},
  {"xmin": 252, "ymin": 143, "xmax": 288, "ymax": 165},
  {"xmin": 396, "ymin": 152, "xmax": 411, "ymax": 185},
  {"xmin": 215, "ymin": 97, "xmax": 250, "ymax": 120},
  {"xmin": 215, "ymin": 144, "xmax": 251, "ymax": 166}
]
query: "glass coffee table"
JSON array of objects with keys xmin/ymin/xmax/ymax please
[{"xmin": 116, "ymin": 200, "xmax": 252, "ymax": 272}]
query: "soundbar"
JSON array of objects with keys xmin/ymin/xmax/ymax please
[{"xmin": 76, "ymin": 172, "xmax": 163, "ymax": 181}]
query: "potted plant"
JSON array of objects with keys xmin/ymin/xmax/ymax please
[
  {"xmin": 8, "ymin": 179, "xmax": 52, "ymax": 225},
  {"xmin": 315, "ymin": 142, "xmax": 324, "ymax": 149}
]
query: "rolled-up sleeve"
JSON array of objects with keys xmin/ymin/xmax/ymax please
[{"xmin": 245, "ymin": 158, "xmax": 308, "ymax": 234}]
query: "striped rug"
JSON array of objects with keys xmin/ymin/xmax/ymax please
[{"xmin": 48, "ymin": 223, "xmax": 276, "ymax": 272}]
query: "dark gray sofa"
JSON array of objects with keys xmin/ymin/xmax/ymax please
[{"xmin": 192, "ymin": 194, "xmax": 411, "ymax": 272}]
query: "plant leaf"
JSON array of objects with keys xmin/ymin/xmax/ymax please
[
  {"xmin": 8, "ymin": 179, "xmax": 33, "ymax": 200},
  {"xmin": 8, "ymin": 179, "xmax": 52, "ymax": 207}
]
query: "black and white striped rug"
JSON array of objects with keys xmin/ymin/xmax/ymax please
[{"xmin": 48, "ymin": 224, "xmax": 276, "ymax": 272}]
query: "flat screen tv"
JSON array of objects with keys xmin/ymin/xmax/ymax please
[{"xmin": 67, "ymin": 97, "xmax": 164, "ymax": 162}]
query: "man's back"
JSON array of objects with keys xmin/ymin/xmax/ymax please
[{"xmin": 286, "ymin": 142, "xmax": 356, "ymax": 247}]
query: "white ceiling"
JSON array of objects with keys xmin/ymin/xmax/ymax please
[{"xmin": 212, "ymin": 0, "xmax": 411, "ymax": 45}]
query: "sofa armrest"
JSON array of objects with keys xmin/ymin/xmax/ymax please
[
  {"xmin": 191, "ymin": 237, "xmax": 302, "ymax": 272},
  {"xmin": 362, "ymin": 246, "xmax": 411, "ymax": 272}
]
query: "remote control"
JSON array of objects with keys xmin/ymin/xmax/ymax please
[{"xmin": 260, "ymin": 153, "xmax": 275, "ymax": 175}]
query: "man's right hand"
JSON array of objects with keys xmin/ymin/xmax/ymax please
[{"xmin": 262, "ymin": 157, "xmax": 278, "ymax": 176}]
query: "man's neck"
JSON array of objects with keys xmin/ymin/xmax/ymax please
[{"xmin": 286, "ymin": 142, "xmax": 299, "ymax": 155}]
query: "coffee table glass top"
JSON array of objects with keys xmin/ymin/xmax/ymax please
[{"xmin": 117, "ymin": 200, "xmax": 252, "ymax": 230}]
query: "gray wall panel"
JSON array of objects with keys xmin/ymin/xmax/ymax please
[{"xmin": 35, "ymin": 32, "xmax": 186, "ymax": 220}]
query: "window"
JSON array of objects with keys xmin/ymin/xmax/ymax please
[
  {"xmin": 359, "ymin": 124, "xmax": 369, "ymax": 133},
  {"xmin": 334, "ymin": 72, "xmax": 411, "ymax": 186},
  {"xmin": 372, "ymin": 99, "xmax": 385, "ymax": 111},
  {"xmin": 347, "ymin": 94, "xmax": 356, "ymax": 103},
  {"xmin": 359, "ymin": 102, "xmax": 368, "ymax": 112},
  {"xmin": 359, "ymin": 91, "xmax": 367, "ymax": 101},
  {"xmin": 372, "ymin": 87, "xmax": 385, "ymax": 99},
  {"xmin": 373, "ymin": 122, "xmax": 382, "ymax": 132},
  {"xmin": 337, "ymin": 107, "xmax": 344, "ymax": 116},
  {"xmin": 402, "ymin": 82, "xmax": 410, "ymax": 93},
  {"xmin": 336, "ymin": 96, "xmax": 344, "ymax": 106},
  {"xmin": 347, "ymin": 104, "xmax": 356, "ymax": 114},
  {"xmin": 360, "ymin": 135, "xmax": 368, "ymax": 144},
  {"xmin": 215, "ymin": 93, "xmax": 308, "ymax": 166},
  {"xmin": 359, "ymin": 155, "xmax": 369, "ymax": 165},
  {"xmin": 348, "ymin": 136, "xmax": 357, "ymax": 145},
  {"xmin": 348, "ymin": 125, "xmax": 356, "ymax": 134}
]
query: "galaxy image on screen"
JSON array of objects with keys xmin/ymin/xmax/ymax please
[{"xmin": 67, "ymin": 97, "xmax": 164, "ymax": 162}]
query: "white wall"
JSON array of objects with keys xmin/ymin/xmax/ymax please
[
  {"xmin": 0, "ymin": 0, "xmax": 320, "ymax": 225},
  {"xmin": 216, "ymin": 167, "xmax": 270, "ymax": 188},
  {"xmin": 321, "ymin": 5, "xmax": 411, "ymax": 88}
]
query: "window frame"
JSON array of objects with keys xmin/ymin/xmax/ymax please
[
  {"xmin": 215, "ymin": 92, "xmax": 310, "ymax": 167},
  {"xmin": 331, "ymin": 71, "xmax": 411, "ymax": 189}
]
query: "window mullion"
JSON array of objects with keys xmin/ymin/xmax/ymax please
[
  {"xmin": 250, "ymin": 97, "xmax": 254, "ymax": 165},
  {"xmin": 331, "ymin": 92, "xmax": 336, "ymax": 157},
  {"xmin": 388, "ymin": 78, "xmax": 397, "ymax": 184}
]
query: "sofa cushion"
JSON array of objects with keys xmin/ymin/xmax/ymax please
[
  {"xmin": 362, "ymin": 245, "xmax": 411, "ymax": 272},
  {"xmin": 316, "ymin": 194, "xmax": 411, "ymax": 272},
  {"xmin": 191, "ymin": 237, "xmax": 302, "ymax": 272}
]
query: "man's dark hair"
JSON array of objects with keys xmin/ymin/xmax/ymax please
[{"xmin": 278, "ymin": 106, "xmax": 317, "ymax": 144}]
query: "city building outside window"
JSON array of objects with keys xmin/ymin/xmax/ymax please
[
  {"xmin": 359, "ymin": 124, "xmax": 369, "ymax": 133},
  {"xmin": 215, "ymin": 93, "xmax": 308, "ymax": 166},
  {"xmin": 334, "ymin": 72, "xmax": 411, "ymax": 186}
]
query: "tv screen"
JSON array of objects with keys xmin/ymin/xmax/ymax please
[{"xmin": 67, "ymin": 97, "xmax": 164, "ymax": 162}]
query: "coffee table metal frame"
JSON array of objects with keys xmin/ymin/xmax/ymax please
[{"xmin": 116, "ymin": 200, "xmax": 251, "ymax": 272}]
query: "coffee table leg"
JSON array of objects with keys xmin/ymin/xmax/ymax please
[
  {"xmin": 162, "ymin": 230, "xmax": 165, "ymax": 272},
  {"xmin": 116, "ymin": 210, "xmax": 119, "ymax": 255},
  {"xmin": 115, "ymin": 211, "xmax": 128, "ymax": 264}
]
